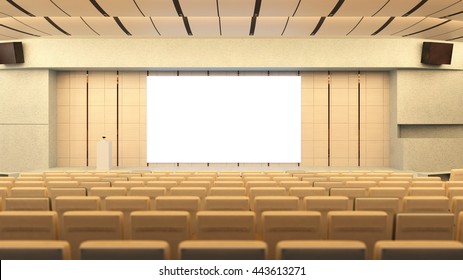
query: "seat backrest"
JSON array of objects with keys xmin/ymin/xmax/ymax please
[
  {"xmin": 196, "ymin": 211, "xmax": 255, "ymax": 240},
  {"xmin": 79, "ymin": 240, "xmax": 169, "ymax": 260},
  {"xmin": 127, "ymin": 187, "xmax": 166, "ymax": 209},
  {"xmin": 304, "ymin": 196, "xmax": 350, "ymax": 239},
  {"xmin": 145, "ymin": 181, "xmax": 178, "ymax": 191},
  {"xmin": 451, "ymin": 197, "xmax": 463, "ymax": 223},
  {"xmin": 330, "ymin": 188, "xmax": 368, "ymax": 209},
  {"xmin": 412, "ymin": 177, "xmax": 442, "ymax": 182},
  {"xmin": 313, "ymin": 181, "xmax": 344, "ymax": 190},
  {"xmin": 213, "ymin": 181, "xmax": 244, "ymax": 188},
  {"xmin": 374, "ymin": 240, "xmax": 463, "ymax": 260},
  {"xmin": 62, "ymin": 211, "xmax": 123, "ymax": 259},
  {"xmin": 0, "ymin": 240, "xmax": 71, "ymax": 260},
  {"xmin": 131, "ymin": 210, "xmax": 190, "ymax": 260},
  {"xmin": 179, "ymin": 240, "xmax": 267, "ymax": 260},
  {"xmin": 169, "ymin": 187, "xmax": 207, "ymax": 200},
  {"xmin": 457, "ymin": 212, "xmax": 463, "ymax": 242},
  {"xmin": 262, "ymin": 211, "xmax": 322, "ymax": 259},
  {"xmin": 0, "ymin": 211, "xmax": 58, "ymax": 240},
  {"xmin": 204, "ymin": 196, "xmax": 250, "ymax": 211},
  {"xmin": 411, "ymin": 181, "xmax": 444, "ymax": 188},
  {"xmin": 377, "ymin": 181, "xmax": 411, "ymax": 189},
  {"xmin": 155, "ymin": 196, "xmax": 200, "ymax": 233},
  {"xmin": 112, "ymin": 181, "xmax": 145, "ymax": 189},
  {"xmin": 354, "ymin": 197, "xmax": 399, "ymax": 239},
  {"xmin": 327, "ymin": 210, "xmax": 389, "ymax": 259},
  {"xmin": 249, "ymin": 188, "xmax": 286, "ymax": 208},
  {"xmin": 48, "ymin": 187, "xmax": 86, "ymax": 210},
  {"xmin": 450, "ymin": 169, "xmax": 463, "ymax": 181},
  {"xmin": 402, "ymin": 196, "xmax": 449, "ymax": 213},
  {"xmin": 408, "ymin": 187, "xmax": 446, "ymax": 196},
  {"xmin": 276, "ymin": 240, "xmax": 366, "ymax": 260},
  {"xmin": 46, "ymin": 181, "xmax": 79, "ymax": 188},
  {"xmin": 179, "ymin": 181, "xmax": 212, "ymax": 189},
  {"xmin": 79, "ymin": 181, "xmax": 110, "ymax": 191},
  {"xmin": 214, "ymin": 177, "xmax": 242, "ymax": 182},
  {"xmin": 104, "ymin": 196, "xmax": 150, "ymax": 238},
  {"xmin": 246, "ymin": 181, "xmax": 279, "ymax": 190},
  {"xmin": 208, "ymin": 187, "xmax": 247, "ymax": 196},
  {"xmin": 279, "ymin": 181, "xmax": 312, "ymax": 191},
  {"xmin": 88, "ymin": 187, "xmax": 127, "ymax": 208},
  {"xmin": 4, "ymin": 197, "xmax": 50, "ymax": 211},
  {"xmin": 395, "ymin": 213, "xmax": 454, "ymax": 240},
  {"xmin": 273, "ymin": 177, "xmax": 299, "ymax": 183},
  {"xmin": 10, "ymin": 187, "xmax": 48, "ymax": 198},
  {"xmin": 345, "ymin": 181, "xmax": 377, "ymax": 188}
]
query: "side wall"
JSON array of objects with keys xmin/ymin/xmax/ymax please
[
  {"xmin": 391, "ymin": 70, "xmax": 463, "ymax": 172},
  {"xmin": 0, "ymin": 70, "xmax": 56, "ymax": 172}
]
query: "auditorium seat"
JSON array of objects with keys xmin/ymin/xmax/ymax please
[
  {"xmin": 289, "ymin": 187, "xmax": 327, "ymax": 209},
  {"xmin": 129, "ymin": 176, "xmax": 159, "ymax": 184},
  {"xmin": 327, "ymin": 211, "xmax": 389, "ymax": 259},
  {"xmin": 0, "ymin": 211, "xmax": 58, "ymax": 240},
  {"xmin": 357, "ymin": 176, "xmax": 384, "ymax": 182},
  {"xmin": 131, "ymin": 211, "xmax": 190, "ymax": 259},
  {"xmin": 411, "ymin": 181, "xmax": 444, "ymax": 188},
  {"xmin": 104, "ymin": 196, "xmax": 150, "ymax": 238},
  {"xmin": 55, "ymin": 196, "xmax": 101, "ymax": 218},
  {"xmin": 46, "ymin": 181, "xmax": 79, "ymax": 188},
  {"xmin": 158, "ymin": 176, "xmax": 185, "ymax": 184},
  {"xmin": 127, "ymin": 187, "xmax": 166, "ymax": 209},
  {"xmin": 112, "ymin": 181, "xmax": 145, "ymax": 189},
  {"xmin": 179, "ymin": 181, "xmax": 212, "ymax": 190},
  {"xmin": 345, "ymin": 181, "xmax": 377, "ymax": 188},
  {"xmin": 451, "ymin": 197, "xmax": 463, "ymax": 223},
  {"xmin": 313, "ymin": 181, "xmax": 344, "ymax": 190},
  {"xmin": 246, "ymin": 181, "xmax": 279, "ymax": 190},
  {"xmin": 204, "ymin": 196, "xmax": 249, "ymax": 211},
  {"xmin": 72, "ymin": 176, "xmax": 101, "ymax": 182},
  {"xmin": 4, "ymin": 197, "xmax": 50, "ymax": 211},
  {"xmin": 62, "ymin": 211, "xmax": 123, "ymax": 259},
  {"xmin": 145, "ymin": 181, "xmax": 178, "ymax": 191},
  {"xmin": 354, "ymin": 198, "xmax": 400, "ymax": 239},
  {"xmin": 412, "ymin": 177, "xmax": 442, "ymax": 182},
  {"xmin": 330, "ymin": 188, "xmax": 368, "ymax": 209},
  {"xmin": 368, "ymin": 187, "xmax": 407, "ymax": 211},
  {"xmin": 215, "ymin": 177, "xmax": 242, "ymax": 182},
  {"xmin": 457, "ymin": 212, "xmax": 463, "ymax": 242},
  {"xmin": 10, "ymin": 187, "xmax": 48, "ymax": 198},
  {"xmin": 179, "ymin": 240, "xmax": 267, "ymax": 260},
  {"xmin": 0, "ymin": 240, "xmax": 71, "ymax": 260},
  {"xmin": 208, "ymin": 187, "xmax": 247, "ymax": 196},
  {"xmin": 374, "ymin": 240, "xmax": 463, "ymax": 260},
  {"xmin": 196, "ymin": 211, "xmax": 255, "ymax": 240},
  {"xmin": 155, "ymin": 196, "xmax": 200, "ymax": 233},
  {"xmin": 408, "ymin": 187, "xmax": 446, "ymax": 196},
  {"xmin": 395, "ymin": 213, "xmax": 454, "ymax": 240},
  {"xmin": 273, "ymin": 177, "xmax": 299, "ymax": 183},
  {"xmin": 262, "ymin": 211, "xmax": 322, "ymax": 259},
  {"xmin": 48, "ymin": 187, "xmax": 86, "ymax": 210},
  {"xmin": 304, "ymin": 196, "xmax": 350, "ymax": 238},
  {"xmin": 447, "ymin": 187, "xmax": 463, "ymax": 201},
  {"xmin": 169, "ymin": 187, "xmax": 208, "ymax": 204},
  {"xmin": 0, "ymin": 186, "xmax": 10, "ymax": 203},
  {"xmin": 79, "ymin": 181, "xmax": 110, "ymax": 191},
  {"xmin": 450, "ymin": 169, "xmax": 463, "ymax": 181},
  {"xmin": 279, "ymin": 181, "xmax": 312, "ymax": 191},
  {"xmin": 402, "ymin": 196, "xmax": 449, "ymax": 213},
  {"xmin": 88, "ymin": 187, "xmax": 127, "ymax": 208},
  {"xmin": 377, "ymin": 181, "xmax": 411, "ymax": 189},
  {"xmin": 13, "ymin": 181, "xmax": 45, "ymax": 188},
  {"xmin": 80, "ymin": 240, "xmax": 169, "ymax": 260},
  {"xmin": 249, "ymin": 188, "xmax": 286, "ymax": 209},
  {"xmin": 185, "ymin": 177, "xmax": 215, "ymax": 183},
  {"xmin": 15, "ymin": 177, "xmax": 43, "ymax": 181},
  {"xmin": 276, "ymin": 240, "xmax": 366, "ymax": 260},
  {"xmin": 243, "ymin": 177, "xmax": 272, "ymax": 184}
]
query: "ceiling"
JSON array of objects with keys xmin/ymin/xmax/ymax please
[{"xmin": 1, "ymin": 0, "xmax": 463, "ymax": 41}]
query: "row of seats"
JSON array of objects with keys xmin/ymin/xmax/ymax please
[
  {"xmin": 1, "ymin": 240, "xmax": 462, "ymax": 260},
  {"xmin": 0, "ymin": 210, "xmax": 462, "ymax": 259},
  {"xmin": 1, "ymin": 189, "xmax": 462, "ymax": 214}
]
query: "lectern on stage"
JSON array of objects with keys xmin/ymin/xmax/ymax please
[{"xmin": 97, "ymin": 137, "xmax": 112, "ymax": 170}]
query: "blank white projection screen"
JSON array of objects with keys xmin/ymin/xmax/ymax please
[{"xmin": 146, "ymin": 75, "xmax": 301, "ymax": 163}]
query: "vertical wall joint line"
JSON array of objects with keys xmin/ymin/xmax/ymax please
[
  {"xmin": 327, "ymin": 71, "xmax": 331, "ymax": 167},
  {"xmin": 357, "ymin": 71, "xmax": 361, "ymax": 166},
  {"xmin": 116, "ymin": 71, "xmax": 120, "ymax": 167},
  {"xmin": 86, "ymin": 71, "xmax": 89, "ymax": 167}
]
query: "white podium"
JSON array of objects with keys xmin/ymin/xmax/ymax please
[{"xmin": 97, "ymin": 139, "xmax": 112, "ymax": 170}]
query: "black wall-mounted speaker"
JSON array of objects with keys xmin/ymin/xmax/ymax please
[
  {"xmin": 0, "ymin": 42, "xmax": 24, "ymax": 64},
  {"xmin": 421, "ymin": 42, "xmax": 453, "ymax": 65}
]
